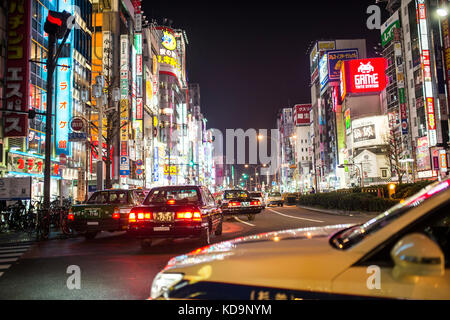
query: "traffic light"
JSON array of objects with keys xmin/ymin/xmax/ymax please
[
  {"xmin": 388, "ymin": 183, "xmax": 396, "ymax": 199},
  {"xmin": 44, "ymin": 10, "xmax": 74, "ymax": 39},
  {"xmin": 189, "ymin": 160, "xmax": 195, "ymax": 167},
  {"xmin": 243, "ymin": 174, "xmax": 248, "ymax": 179}
]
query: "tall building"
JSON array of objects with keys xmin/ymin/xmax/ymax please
[
  {"xmin": 308, "ymin": 39, "xmax": 367, "ymax": 191},
  {"xmin": 380, "ymin": 0, "xmax": 449, "ymax": 181}
]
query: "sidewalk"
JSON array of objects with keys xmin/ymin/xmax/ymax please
[{"xmin": 297, "ymin": 204, "xmax": 380, "ymax": 218}]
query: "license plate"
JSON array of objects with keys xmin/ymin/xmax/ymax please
[
  {"xmin": 87, "ymin": 221, "xmax": 99, "ymax": 226},
  {"xmin": 153, "ymin": 212, "xmax": 174, "ymax": 222},
  {"xmin": 85, "ymin": 209, "xmax": 99, "ymax": 217},
  {"xmin": 241, "ymin": 202, "xmax": 250, "ymax": 207},
  {"xmin": 154, "ymin": 227, "xmax": 170, "ymax": 231}
]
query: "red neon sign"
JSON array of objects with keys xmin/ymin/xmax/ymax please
[{"xmin": 341, "ymin": 58, "xmax": 387, "ymax": 96}]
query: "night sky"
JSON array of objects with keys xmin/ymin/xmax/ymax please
[{"xmin": 143, "ymin": 0, "xmax": 389, "ymax": 133}]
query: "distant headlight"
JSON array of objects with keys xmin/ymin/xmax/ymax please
[{"xmin": 150, "ymin": 272, "xmax": 184, "ymax": 299}]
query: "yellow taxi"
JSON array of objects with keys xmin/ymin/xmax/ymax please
[{"xmin": 150, "ymin": 178, "xmax": 450, "ymax": 300}]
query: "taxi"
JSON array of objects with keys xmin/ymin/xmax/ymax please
[
  {"xmin": 68, "ymin": 189, "xmax": 144, "ymax": 239},
  {"xmin": 150, "ymin": 178, "xmax": 450, "ymax": 300}
]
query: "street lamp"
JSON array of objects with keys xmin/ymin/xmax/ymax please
[{"xmin": 437, "ymin": 7, "xmax": 448, "ymax": 17}]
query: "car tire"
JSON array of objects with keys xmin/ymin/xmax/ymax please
[
  {"xmin": 84, "ymin": 231, "xmax": 98, "ymax": 240},
  {"xmin": 214, "ymin": 218, "xmax": 223, "ymax": 236},
  {"xmin": 247, "ymin": 214, "xmax": 255, "ymax": 221},
  {"xmin": 141, "ymin": 239, "xmax": 152, "ymax": 249}
]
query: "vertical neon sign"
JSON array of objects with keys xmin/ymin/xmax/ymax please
[{"xmin": 55, "ymin": 58, "xmax": 72, "ymax": 156}]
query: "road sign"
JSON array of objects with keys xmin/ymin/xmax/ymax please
[
  {"xmin": 119, "ymin": 156, "xmax": 130, "ymax": 175},
  {"xmin": 70, "ymin": 117, "xmax": 84, "ymax": 132},
  {"xmin": 136, "ymin": 168, "xmax": 143, "ymax": 175},
  {"xmin": 136, "ymin": 159, "xmax": 143, "ymax": 166},
  {"xmin": 68, "ymin": 132, "xmax": 87, "ymax": 142},
  {"xmin": 60, "ymin": 153, "xmax": 67, "ymax": 165}
]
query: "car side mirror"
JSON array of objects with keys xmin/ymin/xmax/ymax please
[{"xmin": 391, "ymin": 233, "xmax": 445, "ymax": 279}]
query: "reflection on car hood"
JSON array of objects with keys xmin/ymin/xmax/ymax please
[{"xmin": 164, "ymin": 224, "xmax": 354, "ymax": 271}]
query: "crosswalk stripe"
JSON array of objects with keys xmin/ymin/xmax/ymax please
[
  {"xmin": 0, "ymin": 265, "xmax": 11, "ymax": 270},
  {"xmin": 0, "ymin": 258, "xmax": 18, "ymax": 263},
  {"xmin": 0, "ymin": 248, "xmax": 28, "ymax": 253},
  {"xmin": 0, "ymin": 245, "xmax": 32, "ymax": 249},
  {"xmin": 0, "ymin": 252, "xmax": 25, "ymax": 258},
  {"xmin": 0, "ymin": 272, "xmax": 3, "ymax": 277}
]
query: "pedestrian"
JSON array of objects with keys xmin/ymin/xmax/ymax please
[{"xmin": 310, "ymin": 187, "xmax": 316, "ymax": 194}]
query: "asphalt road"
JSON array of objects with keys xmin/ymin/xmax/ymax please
[{"xmin": 0, "ymin": 205, "xmax": 375, "ymax": 300}]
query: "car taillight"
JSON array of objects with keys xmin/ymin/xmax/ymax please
[
  {"xmin": 129, "ymin": 208, "xmax": 152, "ymax": 222},
  {"xmin": 167, "ymin": 199, "xmax": 176, "ymax": 205},
  {"xmin": 112, "ymin": 207, "xmax": 120, "ymax": 219},
  {"xmin": 251, "ymin": 200, "xmax": 261, "ymax": 206},
  {"xmin": 228, "ymin": 201, "xmax": 241, "ymax": 207},
  {"xmin": 68, "ymin": 213, "xmax": 74, "ymax": 221},
  {"xmin": 176, "ymin": 211, "xmax": 202, "ymax": 222}
]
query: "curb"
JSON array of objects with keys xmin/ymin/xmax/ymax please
[{"xmin": 297, "ymin": 205, "xmax": 380, "ymax": 217}]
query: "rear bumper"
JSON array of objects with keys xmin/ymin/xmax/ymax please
[
  {"xmin": 222, "ymin": 206, "xmax": 262, "ymax": 215},
  {"xmin": 127, "ymin": 221, "xmax": 206, "ymax": 239},
  {"xmin": 267, "ymin": 200, "xmax": 283, "ymax": 205},
  {"xmin": 69, "ymin": 218, "xmax": 128, "ymax": 232}
]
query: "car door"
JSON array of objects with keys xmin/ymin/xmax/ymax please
[
  {"xmin": 332, "ymin": 200, "xmax": 450, "ymax": 299},
  {"xmin": 200, "ymin": 187, "xmax": 219, "ymax": 232}
]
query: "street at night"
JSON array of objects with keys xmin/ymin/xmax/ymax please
[
  {"xmin": 0, "ymin": 206, "xmax": 372, "ymax": 299},
  {"xmin": 0, "ymin": 0, "xmax": 450, "ymax": 308}
]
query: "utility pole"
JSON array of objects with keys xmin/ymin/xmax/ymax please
[
  {"xmin": 93, "ymin": 76, "xmax": 105, "ymax": 192},
  {"xmin": 43, "ymin": 11, "xmax": 74, "ymax": 237}
]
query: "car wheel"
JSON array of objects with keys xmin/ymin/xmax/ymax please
[
  {"xmin": 281, "ymin": 203, "xmax": 284, "ymax": 207},
  {"xmin": 247, "ymin": 214, "xmax": 255, "ymax": 221},
  {"xmin": 140, "ymin": 239, "xmax": 152, "ymax": 249},
  {"xmin": 84, "ymin": 231, "xmax": 98, "ymax": 240},
  {"xmin": 214, "ymin": 218, "xmax": 223, "ymax": 236}
]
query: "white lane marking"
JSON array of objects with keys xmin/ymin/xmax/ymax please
[
  {"xmin": 267, "ymin": 208, "xmax": 324, "ymax": 223},
  {"xmin": 0, "ymin": 248, "xmax": 28, "ymax": 253},
  {"xmin": 0, "ymin": 265, "xmax": 10, "ymax": 270},
  {"xmin": 0, "ymin": 272, "xmax": 3, "ymax": 277},
  {"xmin": 233, "ymin": 216, "xmax": 256, "ymax": 227},
  {"xmin": 0, "ymin": 253, "xmax": 25, "ymax": 258},
  {"xmin": 0, "ymin": 258, "xmax": 18, "ymax": 263}
]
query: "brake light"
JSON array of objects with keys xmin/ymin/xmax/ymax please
[
  {"xmin": 129, "ymin": 208, "xmax": 152, "ymax": 222},
  {"xmin": 113, "ymin": 207, "xmax": 120, "ymax": 219},
  {"xmin": 251, "ymin": 200, "xmax": 261, "ymax": 206},
  {"xmin": 228, "ymin": 201, "xmax": 241, "ymax": 207},
  {"xmin": 176, "ymin": 211, "xmax": 202, "ymax": 222},
  {"xmin": 167, "ymin": 199, "xmax": 176, "ymax": 205},
  {"xmin": 68, "ymin": 213, "xmax": 74, "ymax": 221}
]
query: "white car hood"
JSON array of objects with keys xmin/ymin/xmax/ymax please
[{"xmin": 163, "ymin": 224, "xmax": 362, "ymax": 292}]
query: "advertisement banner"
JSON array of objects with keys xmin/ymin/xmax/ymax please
[
  {"xmin": 342, "ymin": 58, "xmax": 387, "ymax": 95},
  {"xmin": 441, "ymin": 16, "xmax": 450, "ymax": 115},
  {"xmin": 4, "ymin": 0, "xmax": 31, "ymax": 137},
  {"xmin": 416, "ymin": 136, "xmax": 431, "ymax": 171},
  {"xmin": 319, "ymin": 54, "xmax": 329, "ymax": 91},
  {"xmin": 120, "ymin": 35, "xmax": 129, "ymax": 158},
  {"xmin": 55, "ymin": 58, "xmax": 72, "ymax": 156},
  {"xmin": 381, "ymin": 11, "xmax": 400, "ymax": 47},
  {"xmin": 351, "ymin": 115, "xmax": 388, "ymax": 148},
  {"xmin": 327, "ymin": 49, "xmax": 359, "ymax": 82},
  {"xmin": 0, "ymin": 177, "xmax": 31, "ymax": 200},
  {"xmin": 293, "ymin": 104, "xmax": 311, "ymax": 126}
]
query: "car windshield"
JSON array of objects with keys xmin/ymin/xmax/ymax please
[
  {"xmin": 86, "ymin": 191, "xmax": 128, "ymax": 204},
  {"xmin": 144, "ymin": 187, "xmax": 200, "ymax": 204},
  {"xmin": 269, "ymin": 192, "xmax": 281, "ymax": 197},
  {"xmin": 224, "ymin": 190, "xmax": 249, "ymax": 199},
  {"xmin": 331, "ymin": 180, "xmax": 450, "ymax": 250}
]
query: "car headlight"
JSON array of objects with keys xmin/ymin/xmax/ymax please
[{"xmin": 150, "ymin": 272, "xmax": 184, "ymax": 299}]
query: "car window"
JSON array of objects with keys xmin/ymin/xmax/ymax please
[
  {"xmin": 144, "ymin": 188, "xmax": 200, "ymax": 204},
  {"xmin": 361, "ymin": 200, "xmax": 450, "ymax": 268},
  {"xmin": 332, "ymin": 180, "xmax": 450, "ymax": 250},
  {"xmin": 203, "ymin": 187, "xmax": 216, "ymax": 206},
  {"xmin": 250, "ymin": 192, "xmax": 262, "ymax": 197},
  {"xmin": 269, "ymin": 192, "xmax": 281, "ymax": 197},
  {"xmin": 224, "ymin": 190, "xmax": 249, "ymax": 199}
]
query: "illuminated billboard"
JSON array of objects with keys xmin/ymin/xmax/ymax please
[
  {"xmin": 293, "ymin": 104, "xmax": 311, "ymax": 126},
  {"xmin": 341, "ymin": 58, "xmax": 387, "ymax": 96},
  {"xmin": 319, "ymin": 54, "xmax": 329, "ymax": 91},
  {"xmin": 327, "ymin": 49, "xmax": 359, "ymax": 82},
  {"xmin": 351, "ymin": 115, "xmax": 388, "ymax": 149},
  {"xmin": 55, "ymin": 58, "xmax": 72, "ymax": 156}
]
